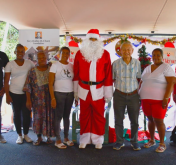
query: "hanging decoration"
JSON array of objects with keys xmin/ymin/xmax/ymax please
[{"xmin": 66, "ymin": 34, "xmax": 176, "ymax": 46}]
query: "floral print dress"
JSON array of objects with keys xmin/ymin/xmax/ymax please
[{"xmin": 23, "ymin": 66, "xmax": 55, "ymax": 137}]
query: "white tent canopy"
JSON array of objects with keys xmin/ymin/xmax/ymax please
[{"xmin": 0, "ymin": 0, "xmax": 176, "ymax": 35}]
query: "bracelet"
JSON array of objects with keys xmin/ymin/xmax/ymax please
[
  {"xmin": 52, "ymin": 98, "xmax": 56, "ymax": 100},
  {"xmin": 164, "ymin": 98, "xmax": 169, "ymax": 100}
]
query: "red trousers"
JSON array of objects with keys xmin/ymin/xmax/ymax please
[{"xmin": 79, "ymin": 92, "xmax": 105, "ymax": 144}]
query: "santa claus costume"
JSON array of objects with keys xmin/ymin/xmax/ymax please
[{"xmin": 73, "ymin": 29, "xmax": 113, "ymax": 149}]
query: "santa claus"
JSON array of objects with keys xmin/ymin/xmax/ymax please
[{"xmin": 73, "ymin": 29, "xmax": 113, "ymax": 149}]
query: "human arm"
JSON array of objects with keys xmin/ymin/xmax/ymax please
[
  {"xmin": 4, "ymin": 72, "xmax": 12, "ymax": 104},
  {"xmin": 173, "ymin": 84, "xmax": 176, "ymax": 103},
  {"xmin": 0, "ymin": 87, "xmax": 4, "ymax": 96},
  {"xmin": 26, "ymin": 92, "xmax": 32, "ymax": 110},
  {"xmin": 138, "ymin": 80, "xmax": 143, "ymax": 91},
  {"xmin": 162, "ymin": 76, "xmax": 175, "ymax": 109},
  {"xmin": 23, "ymin": 70, "xmax": 32, "ymax": 111},
  {"xmin": 49, "ymin": 72, "xmax": 56, "ymax": 108}
]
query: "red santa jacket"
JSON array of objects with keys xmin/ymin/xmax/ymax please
[{"xmin": 73, "ymin": 49, "xmax": 113, "ymax": 101}]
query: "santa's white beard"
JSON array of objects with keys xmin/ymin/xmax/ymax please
[{"xmin": 80, "ymin": 39, "xmax": 104, "ymax": 62}]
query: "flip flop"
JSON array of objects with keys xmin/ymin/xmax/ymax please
[
  {"xmin": 46, "ymin": 138, "xmax": 52, "ymax": 144},
  {"xmin": 63, "ymin": 140, "xmax": 74, "ymax": 146},
  {"xmin": 144, "ymin": 140, "xmax": 156, "ymax": 148},
  {"xmin": 155, "ymin": 143, "xmax": 166, "ymax": 153},
  {"xmin": 55, "ymin": 143, "xmax": 67, "ymax": 149},
  {"xmin": 33, "ymin": 139, "xmax": 43, "ymax": 146}
]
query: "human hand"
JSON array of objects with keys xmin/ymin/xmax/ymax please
[
  {"xmin": 162, "ymin": 98, "xmax": 169, "ymax": 109},
  {"xmin": 104, "ymin": 97, "xmax": 112, "ymax": 103},
  {"xmin": 48, "ymin": 62, "xmax": 52, "ymax": 67},
  {"xmin": 26, "ymin": 99, "xmax": 32, "ymax": 111},
  {"xmin": 75, "ymin": 100, "xmax": 78, "ymax": 107},
  {"xmin": 74, "ymin": 92, "xmax": 79, "ymax": 101},
  {"xmin": 0, "ymin": 87, "xmax": 4, "ymax": 97},
  {"xmin": 6, "ymin": 94, "xmax": 13, "ymax": 105},
  {"xmin": 51, "ymin": 98, "xmax": 56, "ymax": 109}
]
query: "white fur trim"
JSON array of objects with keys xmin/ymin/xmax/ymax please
[
  {"xmin": 86, "ymin": 33, "xmax": 99, "ymax": 39},
  {"xmin": 89, "ymin": 60, "xmax": 96, "ymax": 82},
  {"xmin": 78, "ymin": 85, "xmax": 89, "ymax": 101},
  {"xmin": 90, "ymin": 86, "xmax": 104, "ymax": 101},
  {"xmin": 104, "ymin": 86, "xmax": 113, "ymax": 98},
  {"xmin": 91, "ymin": 133, "xmax": 104, "ymax": 144},
  {"xmin": 80, "ymin": 133, "xmax": 91, "ymax": 144},
  {"xmin": 73, "ymin": 81, "xmax": 78, "ymax": 92},
  {"xmin": 89, "ymin": 60, "xmax": 104, "ymax": 101},
  {"xmin": 79, "ymin": 133, "xmax": 104, "ymax": 144}
]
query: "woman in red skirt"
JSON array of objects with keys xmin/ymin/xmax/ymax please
[{"xmin": 139, "ymin": 48, "xmax": 175, "ymax": 152}]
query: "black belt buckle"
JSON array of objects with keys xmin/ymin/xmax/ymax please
[{"xmin": 88, "ymin": 81, "xmax": 92, "ymax": 86}]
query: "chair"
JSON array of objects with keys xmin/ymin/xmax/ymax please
[{"xmin": 72, "ymin": 101, "xmax": 111, "ymax": 144}]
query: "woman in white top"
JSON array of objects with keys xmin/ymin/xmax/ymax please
[
  {"xmin": 139, "ymin": 48, "xmax": 175, "ymax": 152},
  {"xmin": 49, "ymin": 47, "xmax": 74, "ymax": 149},
  {"xmin": 4, "ymin": 44, "xmax": 35, "ymax": 144}
]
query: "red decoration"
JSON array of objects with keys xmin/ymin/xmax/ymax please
[
  {"xmin": 141, "ymin": 38, "xmax": 147, "ymax": 44},
  {"xmin": 164, "ymin": 42, "xmax": 175, "ymax": 48},
  {"xmin": 69, "ymin": 40, "xmax": 79, "ymax": 47}
]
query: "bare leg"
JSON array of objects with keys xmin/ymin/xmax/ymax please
[
  {"xmin": 147, "ymin": 116, "xmax": 155, "ymax": 141},
  {"xmin": 154, "ymin": 118, "xmax": 165, "ymax": 144}
]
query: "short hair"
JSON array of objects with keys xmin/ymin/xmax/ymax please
[
  {"xmin": 37, "ymin": 51, "xmax": 46, "ymax": 55},
  {"xmin": 120, "ymin": 41, "xmax": 133, "ymax": 49},
  {"xmin": 15, "ymin": 44, "xmax": 25, "ymax": 52},
  {"xmin": 59, "ymin": 46, "xmax": 70, "ymax": 54},
  {"xmin": 152, "ymin": 48, "xmax": 163, "ymax": 57},
  {"xmin": 36, "ymin": 51, "xmax": 46, "ymax": 60}
]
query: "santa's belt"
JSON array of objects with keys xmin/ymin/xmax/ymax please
[{"xmin": 81, "ymin": 80, "xmax": 104, "ymax": 86}]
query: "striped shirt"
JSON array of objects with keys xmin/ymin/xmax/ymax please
[{"xmin": 112, "ymin": 58, "xmax": 141, "ymax": 93}]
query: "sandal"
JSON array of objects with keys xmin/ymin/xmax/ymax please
[
  {"xmin": 63, "ymin": 140, "xmax": 74, "ymax": 146},
  {"xmin": 33, "ymin": 138, "xmax": 43, "ymax": 146},
  {"xmin": 144, "ymin": 140, "xmax": 156, "ymax": 148},
  {"xmin": 46, "ymin": 138, "xmax": 52, "ymax": 144},
  {"xmin": 155, "ymin": 143, "xmax": 166, "ymax": 153},
  {"xmin": 55, "ymin": 142, "xmax": 67, "ymax": 149}
]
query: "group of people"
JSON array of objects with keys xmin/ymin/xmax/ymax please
[
  {"xmin": 0, "ymin": 44, "xmax": 74, "ymax": 149},
  {"xmin": 0, "ymin": 29, "xmax": 175, "ymax": 153}
]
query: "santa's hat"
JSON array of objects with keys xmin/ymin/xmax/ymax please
[
  {"xmin": 86, "ymin": 29, "xmax": 100, "ymax": 39},
  {"xmin": 164, "ymin": 42, "xmax": 175, "ymax": 48}
]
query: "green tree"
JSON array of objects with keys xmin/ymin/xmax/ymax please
[
  {"xmin": 138, "ymin": 45, "xmax": 152, "ymax": 73},
  {"xmin": 0, "ymin": 21, "xmax": 19, "ymax": 60}
]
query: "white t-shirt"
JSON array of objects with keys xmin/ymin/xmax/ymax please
[
  {"xmin": 5, "ymin": 60, "xmax": 35, "ymax": 94},
  {"xmin": 49, "ymin": 61, "xmax": 74, "ymax": 92},
  {"xmin": 139, "ymin": 63, "xmax": 175, "ymax": 100}
]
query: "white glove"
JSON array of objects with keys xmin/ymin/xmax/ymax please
[
  {"xmin": 74, "ymin": 92, "xmax": 79, "ymax": 101},
  {"xmin": 104, "ymin": 97, "xmax": 112, "ymax": 103}
]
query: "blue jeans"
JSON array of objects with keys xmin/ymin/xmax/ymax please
[{"xmin": 0, "ymin": 95, "xmax": 3, "ymax": 134}]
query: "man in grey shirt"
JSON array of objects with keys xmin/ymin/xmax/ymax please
[{"xmin": 112, "ymin": 41, "xmax": 141, "ymax": 151}]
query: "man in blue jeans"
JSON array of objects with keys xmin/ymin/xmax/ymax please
[{"xmin": 0, "ymin": 51, "xmax": 9, "ymax": 143}]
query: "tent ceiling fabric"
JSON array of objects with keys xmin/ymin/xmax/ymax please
[{"xmin": 0, "ymin": 0, "xmax": 175, "ymax": 35}]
